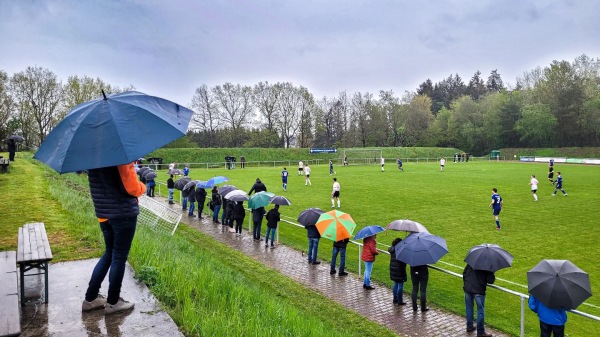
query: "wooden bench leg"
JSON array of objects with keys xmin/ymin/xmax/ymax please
[
  {"xmin": 44, "ymin": 261, "xmax": 49, "ymax": 304},
  {"xmin": 19, "ymin": 264, "xmax": 25, "ymax": 307}
]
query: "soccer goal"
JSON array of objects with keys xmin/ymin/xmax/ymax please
[
  {"xmin": 138, "ymin": 195, "xmax": 182, "ymax": 235},
  {"xmin": 341, "ymin": 149, "xmax": 383, "ymax": 166}
]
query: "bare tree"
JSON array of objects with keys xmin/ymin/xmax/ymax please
[
  {"xmin": 277, "ymin": 83, "xmax": 305, "ymax": 148},
  {"xmin": 213, "ymin": 83, "xmax": 253, "ymax": 129},
  {"xmin": 253, "ymin": 81, "xmax": 281, "ymax": 132},
  {"xmin": 349, "ymin": 92, "xmax": 373, "ymax": 147},
  {"xmin": 10, "ymin": 66, "xmax": 62, "ymax": 145}
]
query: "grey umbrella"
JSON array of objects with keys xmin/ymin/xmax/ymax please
[
  {"xmin": 225, "ymin": 189, "xmax": 249, "ymax": 201},
  {"xmin": 8, "ymin": 135, "xmax": 24, "ymax": 142},
  {"xmin": 142, "ymin": 169, "xmax": 155, "ymax": 179},
  {"xmin": 387, "ymin": 219, "xmax": 429, "ymax": 233},
  {"xmin": 297, "ymin": 208, "xmax": 324, "ymax": 228},
  {"xmin": 218, "ymin": 185, "xmax": 238, "ymax": 196},
  {"xmin": 144, "ymin": 171, "xmax": 158, "ymax": 180},
  {"xmin": 183, "ymin": 180, "xmax": 201, "ymax": 191},
  {"xmin": 464, "ymin": 243, "xmax": 513, "ymax": 272},
  {"xmin": 527, "ymin": 259, "xmax": 592, "ymax": 309},
  {"xmin": 137, "ymin": 166, "xmax": 150, "ymax": 177},
  {"xmin": 168, "ymin": 168, "xmax": 183, "ymax": 175},
  {"xmin": 269, "ymin": 195, "xmax": 292, "ymax": 206},
  {"xmin": 174, "ymin": 177, "xmax": 191, "ymax": 191},
  {"xmin": 395, "ymin": 232, "xmax": 448, "ymax": 266}
]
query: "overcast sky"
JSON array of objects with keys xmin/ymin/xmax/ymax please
[{"xmin": 1, "ymin": 0, "xmax": 599, "ymax": 106}]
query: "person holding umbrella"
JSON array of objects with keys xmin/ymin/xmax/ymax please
[
  {"xmin": 7, "ymin": 138, "xmax": 16, "ymax": 161},
  {"xmin": 410, "ymin": 263, "xmax": 429, "ymax": 312},
  {"xmin": 265, "ymin": 205, "xmax": 280, "ymax": 247},
  {"xmin": 167, "ymin": 175, "xmax": 175, "ymax": 204},
  {"xmin": 330, "ymin": 238, "xmax": 349, "ymax": 276},
  {"xmin": 388, "ymin": 238, "xmax": 407, "ymax": 305},
  {"xmin": 463, "ymin": 264, "xmax": 495, "ymax": 336},
  {"xmin": 211, "ymin": 186, "xmax": 221, "ymax": 224},
  {"xmin": 251, "ymin": 206, "xmax": 266, "ymax": 240},
  {"xmin": 529, "ymin": 295, "xmax": 567, "ymax": 337},
  {"xmin": 361, "ymin": 234, "xmax": 378, "ymax": 290},
  {"xmin": 233, "ymin": 201, "xmax": 246, "ymax": 237},
  {"xmin": 187, "ymin": 185, "xmax": 196, "ymax": 217},
  {"xmin": 196, "ymin": 186, "xmax": 207, "ymax": 219}
]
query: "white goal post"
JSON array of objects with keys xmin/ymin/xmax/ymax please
[{"xmin": 341, "ymin": 149, "xmax": 383, "ymax": 165}]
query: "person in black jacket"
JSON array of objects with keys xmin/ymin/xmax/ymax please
[
  {"xmin": 463, "ymin": 264, "xmax": 495, "ymax": 336},
  {"xmin": 410, "ymin": 264, "xmax": 429, "ymax": 312},
  {"xmin": 265, "ymin": 205, "xmax": 280, "ymax": 248},
  {"xmin": 251, "ymin": 206, "xmax": 266, "ymax": 240},
  {"xmin": 196, "ymin": 187, "xmax": 207, "ymax": 218},
  {"xmin": 388, "ymin": 238, "xmax": 407, "ymax": 305},
  {"xmin": 187, "ymin": 186, "xmax": 196, "ymax": 217},
  {"xmin": 233, "ymin": 201, "xmax": 246, "ymax": 236},
  {"xmin": 167, "ymin": 175, "xmax": 175, "ymax": 204},
  {"xmin": 7, "ymin": 138, "xmax": 16, "ymax": 161},
  {"xmin": 306, "ymin": 225, "xmax": 321, "ymax": 265},
  {"xmin": 211, "ymin": 186, "xmax": 221, "ymax": 223},
  {"xmin": 330, "ymin": 237, "xmax": 349, "ymax": 276},
  {"xmin": 248, "ymin": 178, "xmax": 267, "ymax": 195},
  {"xmin": 181, "ymin": 183, "xmax": 190, "ymax": 211},
  {"xmin": 225, "ymin": 198, "xmax": 236, "ymax": 232}
]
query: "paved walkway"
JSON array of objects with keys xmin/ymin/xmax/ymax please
[{"xmin": 166, "ymin": 198, "xmax": 508, "ymax": 337}]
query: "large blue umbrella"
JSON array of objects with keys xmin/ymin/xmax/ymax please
[
  {"xmin": 394, "ymin": 232, "xmax": 448, "ymax": 266},
  {"xmin": 34, "ymin": 91, "xmax": 193, "ymax": 174},
  {"xmin": 196, "ymin": 181, "xmax": 214, "ymax": 189},
  {"xmin": 354, "ymin": 225, "xmax": 386, "ymax": 240},
  {"xmin": 207, "ymin": 176, "xmax": 229, "ymax": 186}
]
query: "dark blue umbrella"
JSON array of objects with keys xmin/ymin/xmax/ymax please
[
  {"xmin": 354, "ymin": 225, "xmax": 386, "ymax": 240},
  {"xmin": 395, "ymin": 232, "xmax": 448, "ymax": 266},
  {"xmin": 34, "ymin": 91, "xmax": 193, "ymax": 173}
]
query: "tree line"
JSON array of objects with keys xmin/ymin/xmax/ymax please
[{"xmin": 2, "ymin": 54, "xmax": 599, "ymax": 155}]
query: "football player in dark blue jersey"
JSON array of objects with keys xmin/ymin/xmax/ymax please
[
  {"xmin": 489, "ymin": 188, "xmax": 503, "ymax": 230},
  {"xmin": 552, "ymin": 172, "xmax": 567, "ymax": 196},
  {"xmin": 281, "ymin": 167, "xmax": 289, "ymax": 191}
]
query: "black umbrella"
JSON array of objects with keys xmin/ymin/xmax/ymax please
[
  {"xmin": 218, "ymin": 185, "xmax": 238, "ymax": 196},
  {"xmin": 464, "ymin": 243, "xmax": 513, "ymax": 272},
  {"xmin": 142, "ymin": 169, "xmax": 156, "ymax": 179},
  {"xmin": 184, "ymin": 180, "xmax": 201, "ymax": 191},
  {"xmin": 137, "ymin": 166, "xmax": 150, "ymax": 177},
  {"xmin": 144, "ymin": 171, "xmax": 158, "ymax": 180},
  {"xmin": 8, "ymin": 135, "xmax": 24, "ymax": 142},
  {"xmin": 174, "ymin": 177, "xmax": 191, "ymax": 191},
  {"xmin": 527, "ymin": 259, "xmax": 592, "ymax": 309},
  {"xmin": 168, "ymin": 168, "xmax": 183, "ymax": 175},
  {"xmin": 297, "ymin": 208, "xmax": 324, "ymax": 228},
  {"xmin": 270, "ymin": 195, "xmax": 291, "ymax": 206}
]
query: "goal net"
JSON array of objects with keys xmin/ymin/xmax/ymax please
[
  {"xmin": 138, "ymin": 195, "xmax": 182, "ymax": 235},
  {"xmin": 341, "ymin": 149, "xmax": 383, "ymax": 165}
]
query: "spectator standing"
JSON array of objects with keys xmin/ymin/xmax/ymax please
[
  {"xmin": 281, "ymin": 167, "xmax": 289, "ymax": 191},
  {"xmin": 331, "ymin": 178, "xmax": 341, "ymax": 208},
  {"xmin": 7, "ymin": 138, "xmax": 16, "ymax": 161},
  {"xmin": 196, "ymin": 187, "xmax": 207, "ymax": 219},
  {"xmin": 251, "ymin": 206, "xmax": 266, "ymax": 240},
  {"xmin": 233, "ymin": 201, "xmax": 246, "ymax": 236},
  {"xmin": 530, "ymin": 174, "xmax": 539, "ymax": 201},
  {"xmin": 187, "ymin": 186, "xmax": 197, "ymax": 217},
  {"xmin": 211, "ymin": 186, "xmax": 221, "ymax": 223},
  {"xmin": 330, "ymin": 238, "xmax": 349, "ymax": 276},
  {"xmin": 305, "ymin": 164, "xmax": 312, "ymax": 186},
  {"xmin": 529, "ymin": 294, "xmax": 567, "ymax": 337},
  {"xmin": 82, "ymin": 162, "xmax": 145, "ymax": 314},
  {"xmin": 489, "ymin": 188, "xmax": 503, "ymax": 230},
  {"xmin": 240, "ymin": 156, "xmax": 246, "ymax": 169},
  {"xmin": 181, "ymin": 185, "xmax": 190, "ymax": 211},
  {"xmin": 306, "ymin": 224, "xmax": 321, "ymax": 265},
  {"xmin": 361, "ymin": 235, "xmax": 378, "ymax": 290},
  {"xmin": 463, "ymin": 264, "xmax": 495, "ymax": 336},
  {"xmin": 248, "ymin": 178, "xmax": 267, "ymax": 195},
  {"xmin": 410, "ymin": 264, "xmax": 429, "ymax": 312},
  {"xmin": 182, "ymin": 165, "xmax": 190, "ymax": 177},
  {"xmin": 552, "ymin": 172, "xmax": 567, "ymax": 196},
  {"xmin": 225, "ymin": 198, "xmax": 235, "ymax": 232},
  {"xmin": 146, "ymin": 177, "xmax": 155, "ymax": 197},
  {"xmin": 388, "ymin": 238, "xmax": 407, "ymax": 305},
  {"xmin": 167, "ymin": 175, "xmax": 175, "ymax": 204},
  {"xmin": 265, "ymin": 205, "xmax": 280, "ymax": 248}
]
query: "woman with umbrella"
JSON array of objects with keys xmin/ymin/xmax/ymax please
[
  {"xmin": 232, "ymin": 201, "xmax": 246, "ymax": 236},
  {"xmin": 388, "ymin": 238, "xmax": 407, "ymax": 305},
  {"xmin": 361, "ymin": 234, "xmax": 378, "ymax": 290}
]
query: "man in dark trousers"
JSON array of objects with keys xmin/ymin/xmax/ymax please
[
  {"xmin": 167, "ymin": 174, "xmax": 175, "ymax": 204},
  {"xmin": 463, "ymin": 264, "xmax": 495, "ymax": 337},
  {"xmin": 196, "ymin": 187, "xmax": 207, "ymax": 219},
  {"xmin": 410, "ymin": 264, "xmax": 429, "ymax": 312},
  {"xmin": 7, "ymin": 138, "xmax": 16, "ymax": 161},
  {"xmin": 330, "ymin": 238, "xmax": 349, "ymax": 276},
  {"xmin": 248, "ymin": 178, "xmax": 267, "ymax": 195}
]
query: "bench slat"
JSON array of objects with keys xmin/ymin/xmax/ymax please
[
  {"xmin": 16, "ymin": 229, "xmax": 24, "ymax": 263},
  {"xmin": 0, "ymin": 251, "xmax": 20, "ymax": 336},
  {"xmin": 39, "ymin": 224, "xmax": 53, "ymax": 260},
  {"xmin": 17, "ymin": 223, "xmax": 52, "ymax": 263},
  {"xmin": 30, "ymin": 225, "xmax": 41, "ymax": 262}
]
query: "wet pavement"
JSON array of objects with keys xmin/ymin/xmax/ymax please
[
  {"xmin": 20, "ymin": 259, "xmax": 183, "ymax": 337},
  {"xmin": 173, "ymin": 199, "xmax": 509, "ymax": 337}
]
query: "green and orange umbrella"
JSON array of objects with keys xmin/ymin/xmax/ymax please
[{"xmin": 315, "ymin": 210, "xmax": 357, "ymax": 241}]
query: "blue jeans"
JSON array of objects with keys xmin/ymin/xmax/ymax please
[
  {"xmin": 363, "ymin": 261, "xmax": 374, "ymax": 286},
  {"xmin": 85, "ymin": 217, "xmax": 137, "ymax": 305},
  {"xmin": 253, "ymin": 221, "xmax": 262, "ymax": 239},
  {"xmin": 188, "ymin": 201, "xmax": 195, "ymax": 215},
  {"xmin": 393, "ymin": 281, "xmax": 404, "ymax": 302},
  {"xmin": 168, "ymin": 188, "xmax": 174, "ymax": 201},
  {"xmin": 213, "ymin": 204, "xmax": 221, "ymax": 222},
  {"xmin": 330, "ymin": 247, "xmax": 346, "ymax": 272},
  {"xmin": 182, "ymin": 196, "xmax": 188, "ymax": 210},
  {"xmin": 266, "ymin": 227, "xmax": 276, "ymax": 246},
  {"xmin": 465, "ymin": 292, "xmax": 486, "ymax": 334},
  {"xmin": 307, "ymin": 238, "xmax": 319, "ymax": 262}
]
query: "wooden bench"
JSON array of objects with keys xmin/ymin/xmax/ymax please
[
  {"xmin": 0, "ymin": 251, "xmax": 20, "ymax": 336},
  {"xmin": 0, "ymin": 158, "xmax": 9, "ymax": 174},
  {"xmin": 17, "ymin": 222, "xmax": 53, "ymax": 306}
]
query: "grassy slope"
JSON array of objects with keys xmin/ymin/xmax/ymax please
[{"xmin": 0, "ymin": 152, "xmax": 398, "ymax": 337}]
